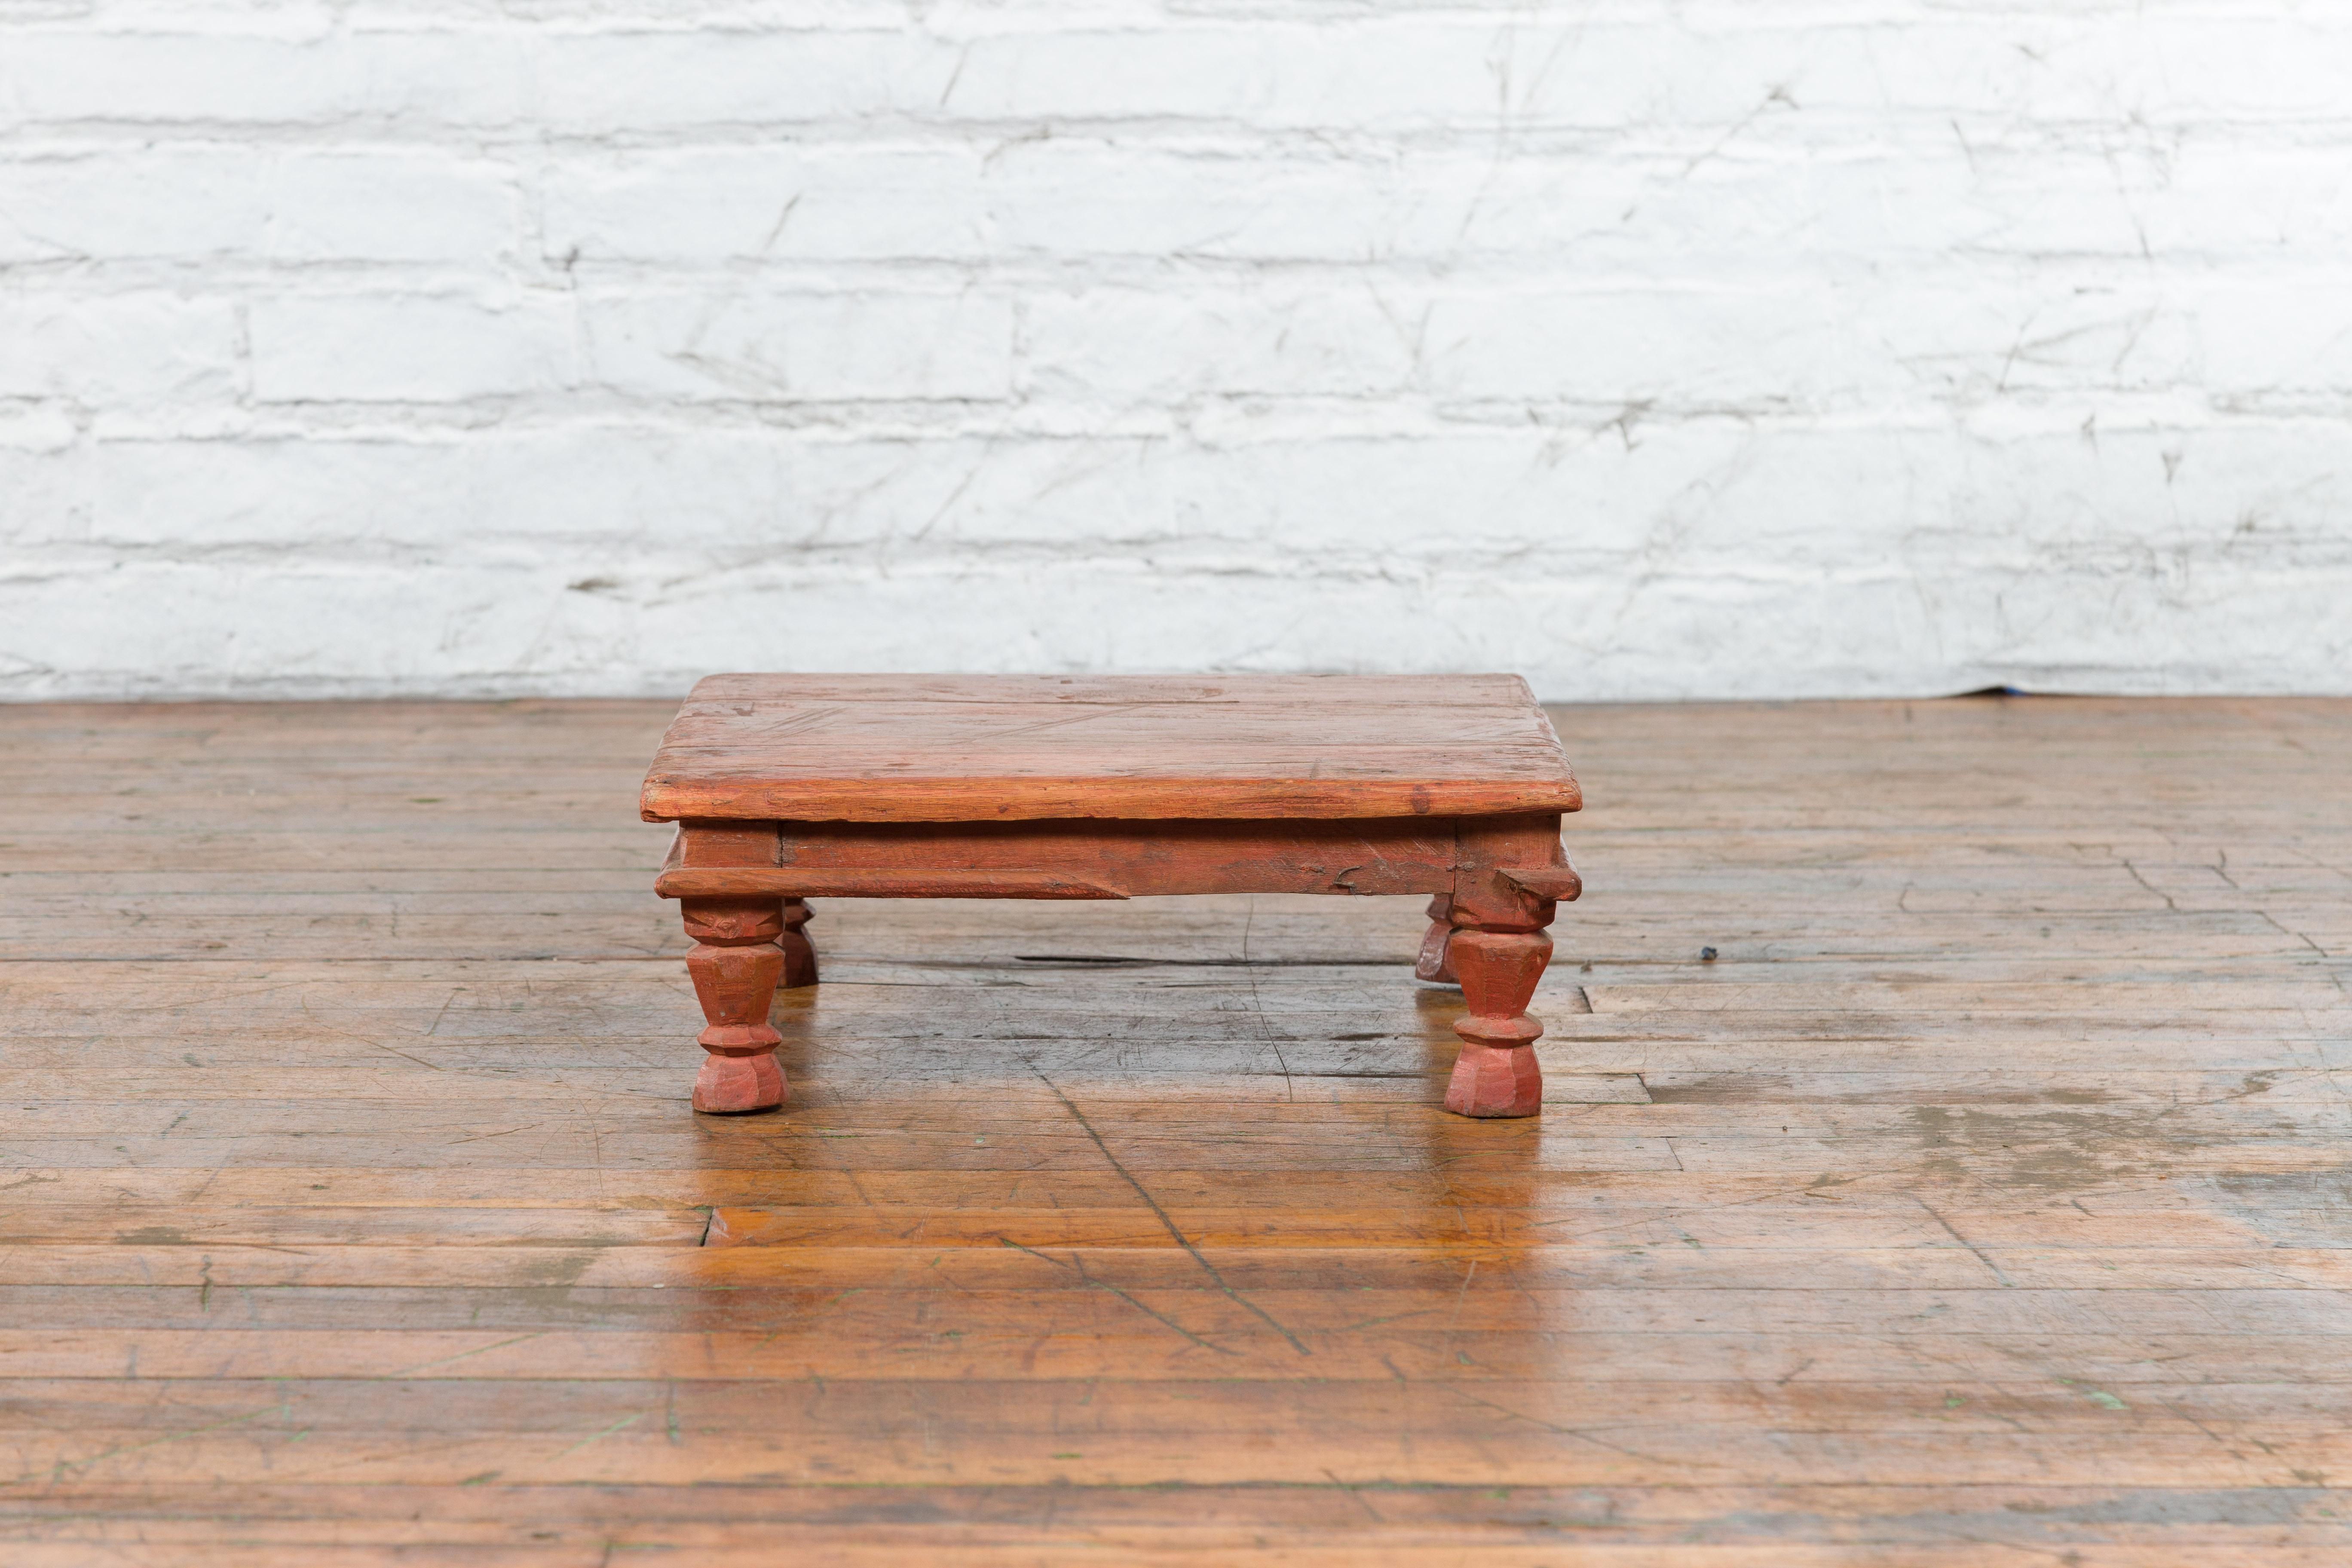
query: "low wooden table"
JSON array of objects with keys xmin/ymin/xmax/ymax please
[{"xmin": 640, "ymin": 674, "xmax": 1584, "ymax": 1118}]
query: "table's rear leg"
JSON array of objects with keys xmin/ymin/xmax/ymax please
[
  {"xmin": 780, "ymin": 897, "xmax": 818, "ymax": 989},
  {"xmin": 681, "ymin": 896, "xmax": 788, "ymax": 1114},
  {"xmin": 1414, "ymin": 894, "xmax": 1458, "ymax": 984}
]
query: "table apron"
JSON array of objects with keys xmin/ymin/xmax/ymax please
[{"xmin": 654, "ymin": 814, "xmax": 1567, "ymax": 901}]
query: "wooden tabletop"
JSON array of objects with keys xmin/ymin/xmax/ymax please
[{"xmin": 639, "ymin": 674, "xmax": 1580, "ymax": 823}]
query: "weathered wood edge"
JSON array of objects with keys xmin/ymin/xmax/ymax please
[
  {"xmin": 655, "ymin": 862, "xmax": 1578, "ymax": 903},
  {"xmin": 639, "ymin": 775, "xmax": 1583, "ymax": 824}
]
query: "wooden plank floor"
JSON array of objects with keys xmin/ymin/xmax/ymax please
[{"xmin": 3, "ymin": 695, "xmax": 2349, "ymax": 1565}]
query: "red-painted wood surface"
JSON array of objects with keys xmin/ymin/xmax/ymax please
[{"xmin": 644, "ymin": 674, "xmax": 1583, "ymax": 1119}]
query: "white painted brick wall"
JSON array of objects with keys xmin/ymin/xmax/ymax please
[{"xmin": 4, "ymin": 0, "xmax": 2350, "ymax": 700}]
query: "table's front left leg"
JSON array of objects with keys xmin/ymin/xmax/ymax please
[{"xmin": 681, "ymin": 895, "xmax": 788, "ymax": 1114}]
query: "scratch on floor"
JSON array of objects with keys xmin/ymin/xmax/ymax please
[
  {"xmin": 1916, "ymin": 1196, "xmax": 2015, "ymax": 1287},
  {"xmin": 1032, "ymin": 1068, "xmax": 1311, "ymax": 1356},
  {"xmin": 1000, "ymin": 1236, "xmax": 1236, "ymax": 1356}
]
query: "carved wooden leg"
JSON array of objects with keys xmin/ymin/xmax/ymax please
[
  {"xmin": 1444, "ymin": 927, "xmax": 1553, "ymax": 1118},
  {"xmin": 1414, "ymin": 894, "xmax": 1458, "ymax": 984},
  {"xmin": 682, "ymin": 896, "xmax": 787, "ymax": 1115},
  {"xmin": 779, "ymin": 897, "xmax": 818, "ymax": 989}
]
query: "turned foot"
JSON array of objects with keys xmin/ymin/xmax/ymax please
[
  {"xmin": 1446, "ymin": 1038, "xmax": 1544, "ymax": 1117},
  {"xmin": 780, "ymin": 897, "xmax": 819, "ymax": 989},
  {"xmin": 1414, "ymin": 894, "xmax": 1458, "ymax": 984},
  {"xmin": 1443, "ymin": 928, "xmax": 1552, "ymax": 1118},
  {"xmin": 693, "ymin": 1049, "xmax": 786, "ymax": 1114},
  {"xmin": 682, "ymin": 896, "xmax": 788, "ymax": 1114}
]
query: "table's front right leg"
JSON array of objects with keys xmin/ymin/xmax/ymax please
[
  {"xmin": 1443, "ymin": 817, "xmax": 1567, "ymax": 1118},
  {"xmin": 681, "ymin": 895, "xmax": 788, "ymax": 1114},
  {"xmin": 1444, "ymin": 922, "xmax": 1552, "ymax": 1117}
]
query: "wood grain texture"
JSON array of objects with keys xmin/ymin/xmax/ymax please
[
  {"xmin": 3, "ymin": 693, "xmax": 2350, "ymax": 1563},
  {"xmin": 638, "ymin": 673, "xmax": 1582, "ymax": 822}
]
